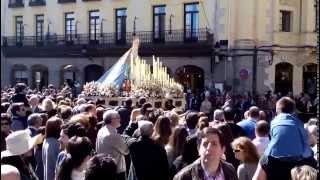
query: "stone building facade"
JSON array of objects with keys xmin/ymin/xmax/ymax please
[{"xmin": 1, "ymin": 0, "xmax": 318, "ymax": 96}]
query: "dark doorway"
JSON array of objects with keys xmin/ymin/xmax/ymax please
[
  {"xmin": 275, "ymin": 62, "xmax": 293, "ymax": 96},
  {"xmin": 303, "ymin": 63, "xmax": 317, "ymax": 99},
  {"xmin": 84, "ymin": 64, "xmax": 104, "ymax": 82},
  {"xmin": 31, "ymin": 65, "xmax": 49, "ymax": 90},
  {"xmin": 175, "ymin": 65, "xmax": 204, "ymax": 93}
]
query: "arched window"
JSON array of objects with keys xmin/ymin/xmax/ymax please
[
  {"xmin": 31, "ymin": 64, "xmax": 48, "ymax": 90},
  {"xmin": 303, "ymin": 63, "xmax": 318, "ymax": 98}
]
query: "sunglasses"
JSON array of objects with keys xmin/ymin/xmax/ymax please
[{"xmin": 1, "ymin": 122, "xmax": 10, "ymax": 126}]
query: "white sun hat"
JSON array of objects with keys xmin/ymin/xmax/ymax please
[{"xmin": 1, "ymin": 130, "xmax": 37, "ymax": 158}]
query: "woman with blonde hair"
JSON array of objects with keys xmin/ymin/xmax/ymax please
[
  {"xmin": 291, "ymin": 165, "xmax": 317, "ymax": 180},
  {"xmin": 40, "ymin": 98, "xmax": 57, "ymax": 118},
  {"xmin": 231, "ymin": 136, "xmax": 260, "ymax": 180}
]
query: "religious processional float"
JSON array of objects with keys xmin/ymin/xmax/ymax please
[{"xmin": 82, "ymin": 39, "xmax": 186, "ymax": 109}]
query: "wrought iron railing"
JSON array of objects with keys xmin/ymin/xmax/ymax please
[
  {"xmin": 8, "ymin": 0, "xmax": 24, "ymax": 8},
  {"xmin": 3, "ymin": 29, "xmax": 213, "ymax": 47},
  {"xmin": 57, "ymin": 0, "xmax": 76, "ymax": 3},
  {"xmin": 29, "ymin": 0, "xmax": 46, "ymax": 6}
]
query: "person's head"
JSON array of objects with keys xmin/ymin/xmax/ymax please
[
  {"xmin": 168, "ymin": 112, "xmax": 180, "ymax": 128},
  {"xmin": 138, "ymin": 120, "xmax": 154, "ymax": 137},
  {"xmin": 85, "ymin": 153, "xmax": 117, "ymax": 180},
  {"xmin": 96, "ymin": 107, "xmax": 105, "ymax": 122},
  {"xmin": 1, "ymin": 164, "xmax": 21, "ymax": 180},
  {"xmin": 27, "ymin": 113, "xmax": 42, "ymax": 129},
  {"xmin": 11, "ymin": 103, "xmax": 26, "ymax": 117},
  {"xmin": 185, "ymin": 112, "xmax": 199, "ymax": 130},
  {"xmin": 76, "ymin": 98, "xmax": 86, "ymax": 106},
  {"xmin": 44, "ymin": 117, "xmax": 63, "ymax": 139},
  {"xmin": 153, "ymin": 115, "xmax": 172, "ymax": 145},
  {"xmin": 168, "ymin": 126, "xmax": 188, "ymax": 158},
  {"xmin": 137, "ymin": 97, "xmax": 147, "ymax": 108},
  {"xmin": 1, "ymin": 113, "xmax": 12, "ymax": 134},
  {"xmin": 58, "ymin": 136, "xmax": 94, "ymax": 180},
  {"xmin": 307, "ymin": 118, "xmax": 318, "ymax": 126},
  {"xmin": 58, "ymin": 105, "xmax": 72, "ymax": 121},
  {"xmin": 29, "ymin": 95, "xmax": 39, "ymax": 107},
  {"xmin": 58, "ymin": 123, "xmax": 86, "ymax": 150},
  {"xmin": 141, "ymin": 103, "xmax": 153, "ymax": 116},
  {"xmin": 259, "ymin": 110, "xmax": 267, "ymax": 121},
  {"xmin": 213, "ymin": 109, "xmax": 225, "ymax": 124},
  {"xmin": 39, "ymin": 113, "xmax": 48, "ymax": 126},
  {"xmin": 198, "ymin": 116, "xmax": 209, "ymax": 130},
  {"xmin": 14, "ymin": 83, "xmax": 27, "ymax": 94},
  {"xmin": 291, "ymin": 165, "xmax": 317, "ymax": 180},
  {"xmin": 124, "ymin": 98, "xmax": 132, "ymax": 108},
  {"xmin": 231, "ymin": 136, "xmax": 259, "ymax": 164},
  {"xmin": 198, "ymin": 127, "xmax": 226, "ymax": 164},
  {"xmin": 305, "ymin": 124, "xmax": 318, "ymax": 146},
  {"xmin": 276, "ymin": 97, "xmax": 296, "ymax": 114},
  {"xmin": 248, "ymin": 106, "xmax": 260, "ymax": 119},
  {"xmin": 1, "ymin": 102, "xmax": 10, "ymax": 113},
  {"xmin": 103, "ymin": 110, "xmax": 121, "ymax": 128},
  {"xmin": 223, "ymin": 107, "xmax": 235, "ymax": 122},
  {"xmin": 255, "ymin": 120, "xmax": 270, "ymax": 137},
  {"xmin": 41, "ymin": 98, "xmax": 56, "ymax": 112}
]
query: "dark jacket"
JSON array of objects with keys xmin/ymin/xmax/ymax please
[
  {"xmin": 173, "ymin": 159, "xmax": 238, "ymax": 180},
  {"xmin": 10, "ymin": 93, "xmax": 29, "ymax": 105},
  {"xmin": 128, "ymin": 136, "xmax": 169, "ymax": 180},
  {"xmin": 116, "ymin": 105, "xmax": 132, "ymax": 134}
]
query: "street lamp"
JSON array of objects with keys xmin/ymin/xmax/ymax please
[
  {"xmin": 169, "ymin": 14, "xmax": 174, "ymax": 34},
  {"xmin": 133, "ymin": 16, "xmax": 138, "ymax": 36},
  {"xmin": 47, "ymin": 20, "xmax": 52, "ymax": 40},
  {"xmin": 75, "ymin": 20, "xmax": 79, "ymax": 38},
  {"xmin": 100, "ymin": 18, "xmax": 105, "ymax": 37}
]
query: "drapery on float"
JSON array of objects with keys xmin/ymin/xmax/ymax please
[{"xmin": 82, "ymin": 38, "xmax": 186, "ymax": 109}]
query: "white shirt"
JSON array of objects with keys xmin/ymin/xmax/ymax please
[
  {"xmin": 71, "ymin": 169, "xmax": 85, "ymax": 180},
  {"xmin": 252, "ymin": 136, "xmax": 270, "ymax": 156}
]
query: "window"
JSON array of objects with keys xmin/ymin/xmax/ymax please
[
  {"xmin": 29, "ymin": 0, "xmax": 46, "ymax": 6},
  {"xmin": 9, "ymin": 0, "xmax": 24, "ymax": 8},
  {"xmin": 115, "ymin": 8, "xmax": 127, "ymax": 44},
  {"xmin": 89, "ymin": 10, "xmax": 100, "ymax": 44},
  {"xmin": 153, "ymin": 5, "xmax": 166, "ymax": 42},
  {"xmin": 15, "ymin": 16, "xmax": 23, "ymax": 46},
  {"xmin": 184, "ymin": 3, "xmax": 199, "ymax": 41},
  {"xmin": 35, "ymin": 15, "xmax": 44, "ymax": 45},
  {"xmin": 14, "ymin": 70, "xmax": 28, "ymax": 85},
  {"xmin": 280, "ymin": 10, "xmax": 292, "ymax": 32},
  {"xmin": 65, "ymin": 12, "xmax": 75, "ymax": 43}
]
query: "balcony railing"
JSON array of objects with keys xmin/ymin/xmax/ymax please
[
  {"xmin": 3, "ymin": 29, "xmax": 213, "ymax": 48},
  {"xmin": 8, "ymin": 0, "xmax": 24, "ymax": 8},
  {"xmin": 29, "ymin": 0, "xmax": 46, "ymax": 6},
  {"xmin": 58, "ymin": 0, "xmax": 76, "ymax": 3}
]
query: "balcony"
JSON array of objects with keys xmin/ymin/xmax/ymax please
[
  {"xmin": 29, "ymin": 0, "xmax": 46, "ymax": 6},
  {"xmin": 8, "ymin": 1, "xmax": 24, "ymax": 8},
  {"xmin": 2, "ymin": 29, "xmax": 213, "ymax": 57},
  {"xmin": 82, "ymin": 0, "xmax": 101, "ymax": 2},
  {"xmin": 58, "ymin": 0, "xmax": 76, "ymax": 3}
]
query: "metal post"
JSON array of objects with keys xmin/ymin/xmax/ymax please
[
  {"xmin": 133, "ymin": 16, "xmax": 137, "ymax": 36},
  {"xmin": 169, "ymin": 15, "xmax": 174, "ymax": 34},
  {"xmin": 252, "ymin": 46, "xmax": 258, "ymax": 95}
]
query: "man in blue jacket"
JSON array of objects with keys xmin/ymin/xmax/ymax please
[{"xmin": 253, "ymin": 97, "xmax": 317, "ymax": 180}]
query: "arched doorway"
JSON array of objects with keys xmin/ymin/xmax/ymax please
[
  {"xmin": 11, "ymin": 64, "xmax": 28, "ymax": 85},
  {"xmin": 31, "ymin": 65, "xmax": 49, "ymax": 90},
  {"xmin": 60, "ymin": 65, "xmax": 80, "ymax": 87},
  {"xmin": 84, "ymin": 64, "xmax": 104, "ymax": 82},
  {"xmin": 275, "ymin": 62, "xmax": 293, "ymax": 96},
  {"xmin": 175, "ymin": 65, "xmax": 204, "ymax": 93},
  {"xmin": 303, "ymin": 63, "xmax": 317, "ymax": 99}
]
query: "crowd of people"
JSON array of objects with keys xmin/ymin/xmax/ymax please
[{"xmin": 1, "ymin": 82, "xmax": 318, "ymax": 180}]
